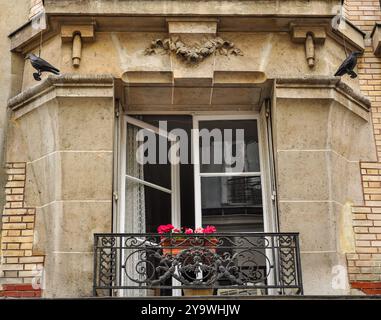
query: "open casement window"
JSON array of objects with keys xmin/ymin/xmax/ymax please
[
  {"xmin": 192, "ymin": 115, "xmax": 267, "ymax": 232},
  {"xmin": 192, "ymin": 114, "xmax": 278, "ymax": 295},
  {"xmin": 117, "ymin": 113, "xmax": 276, "ymax": 235},
  {"xmin": 117, "ymin": 116, "xmax": 181, "ymax": 297},
  {"xmin": 118, "ymin": 116, "xmax": 181, "ymax": 235},
  {"xmin": 114, "ymin": 112, "xmax": 279, "ymax": 296}
]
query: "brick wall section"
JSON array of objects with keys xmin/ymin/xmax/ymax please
[
  {"xmin": 0, "ymin": 284, "xmax": 41, "ymax": 298},
  {"xmin": 345, "ymin": 0, "xmax": 381, "ymax": 294},
  {"xmin": 0, "ymin": 162, "xmax": 44, "ymax": 298}
]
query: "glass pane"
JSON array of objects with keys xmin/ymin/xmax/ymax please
[
  {"xmin": 144, "ymin": 187, "xmax": 172, "ymax": 233},
  {"xmin": 126, "ymin": 124, "xmax": 171, "ymax": 190},
  {"xmin": 125, "ymin": 122, "xmax": 172, "ymax": 234},
  {"xmin": 199, "ymin": 120, "xmax": 260, "ymax": 173},
  {"xmin": 201, "ymin": 176, "xmax": 263, "ymax": 232},
  {"xmin": 124, "ymin": 179, "xmax": 174, "ymax": 231},
  {"xmin": 140, "ymin": 115, "xmax": 195, "ymax": 230}
]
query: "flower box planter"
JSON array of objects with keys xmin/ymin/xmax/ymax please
[
  {"xmin": 183, "ymin": 288, "xmax": 214, "ymax": 296},
  {"xmin": 160, "ymin": 237, "xmax": 219, "ymax": 255}
]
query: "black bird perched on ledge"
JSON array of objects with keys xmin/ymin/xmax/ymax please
[
  {"xmin": 334, "ymin": 51, "xmax": 362, "ymax": 79},
  {"xmin": 25, "ymin": 53, "xmax": 60, "ymax": 81}
]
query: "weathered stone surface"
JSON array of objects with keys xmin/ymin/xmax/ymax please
[
  {"xmin": 275, "ymin": 98, "xmax": 330, "ymax": 150},
  {"xmin": 58, "ymin": 97, "xmax": 114, "ymax": 151},
  {"xmin": 61, "ymin": 151, "xmax": 113, "ymax": 201},
  {"xmin": 330, "ymin": 153, "xmax": 363, "ymax": 205},
  {"xmin": 301, "ymin": 252, "xmax": 350, "ymax": 295},
  {"xmin": 277, "ymin": 150, "xmax": 330, "ymax": 201},
  {"xmin": 34, "ymin": 201, "xmax": 112, "ymax": 253},
  {"xmin": 43, "ymin": 252, "xmax": 94, "ymax": 298},
  {"xmin": 329, "ymin": 101, "xmax": 376, "ymax": 162},
  {"xmin": 279, "ymin": 201, "xmax": 336, "ymax": 251},
  {"xmin": 25, "ymin": 153, "xmax": 60, "ymax": 207}
]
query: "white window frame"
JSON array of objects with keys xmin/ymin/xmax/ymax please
[
  {"xmin": 117, "ymin": 111, "xmax": 277, "ymax": 233},
  {"xmin": 117, "ymin": 115, "xmax": 182, "ymax": 297},
  {"xmin": 115, "ymin": 111, "xmax": 278, "ymax": 296},
  {"xmin": 192, "ymin": 114, "xmax": 274, "ymax": 233},
  {"xmin": 117, "ymin": 115, "xmax": 181, "ymax": 234}
]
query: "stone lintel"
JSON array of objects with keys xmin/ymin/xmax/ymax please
[
  {"xmin": 122, "ymin": 71, "xmax": 173, "ymax": 85},
  {"xmin": 214, "ymin": 71, "xmax": 267, "ymax": 85},
  {"xmin": 173, "ymin": 77, "xmax": 213, "ymax": 87},
  {"xmin": 122, "ymin": 71, "xmax": 267, "ymax": 87}
]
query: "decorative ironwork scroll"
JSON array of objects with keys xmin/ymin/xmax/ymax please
[{"xmin": 93, "ymin": 233, "xmax": 303, "ymax": 296}]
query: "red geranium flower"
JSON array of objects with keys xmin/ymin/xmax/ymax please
[
  {"xmin": 157, "ymin": 225, "xmax": 217, "ymax": 234},
  {"xmin": 157, "ymin": 224, "xmax": 175, "ymax": 234},
  {"xmin": 184, "ymin": 228, "xmax": 194, "ymax": 234},
  {"xmin": 203, "ymin": 226, "xmax": 217, "ymax": 234}
]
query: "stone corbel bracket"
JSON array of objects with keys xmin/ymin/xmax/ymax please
[
  {"xmin": 61, "ymin": 24, "xmax": 95, "ymax": 67},
  {"xmin": 371, "ymin": 23, "xmax": 381, "ymax": 57},
  {"xmin": 290, "ymin": 25, "xmax": 326, "ymax": 68}
]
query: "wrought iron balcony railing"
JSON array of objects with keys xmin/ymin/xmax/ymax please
[{"xmin": 93, "ymin": 233, "xmax": 303, "ymax": 296}]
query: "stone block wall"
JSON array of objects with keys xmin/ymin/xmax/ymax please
[{"xmin": 345, "ymin": 0, "xmax": 381, "ymax": 294}]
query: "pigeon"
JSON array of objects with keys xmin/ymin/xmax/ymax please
[
  {"xmin": 25, "ymin": 53, "xmax": 60, "ymax": 81},
  {"xmin": 334, "ymin": 51, "xmax": 362, "ymax": 79}
]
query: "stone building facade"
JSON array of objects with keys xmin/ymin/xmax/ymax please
[{"xmin": 0, "ymin": 0, "xmax": 381, "ymax": 297}]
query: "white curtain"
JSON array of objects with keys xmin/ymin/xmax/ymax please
[
  {"xmin": 126, "ymin": 125, "xmax": 146, "ymax": 234},
  {"xmin": 124, "ymin": 125, "xmax": 147, "ymax": 297}
]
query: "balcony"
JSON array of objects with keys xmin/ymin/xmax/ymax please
[{"xmin": 93, "ymin": 233, "xmax": 303, "ymax": 297}]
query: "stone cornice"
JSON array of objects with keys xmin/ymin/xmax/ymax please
[
  {"xmin": 10, "ymin": 17, "xmax": 365, "ymax": 57},
  {"xmin": 330, "ymin": 18, "xmax": 365, "ymax": 52},
  {"xmin": 44, "ymin": 0, "xmax": 342, "ymax": 17},
  {"xmin": 8, "ymin": 74, "xmax": 114, "ymax": 111},
  {"xmin": 9, "ymin": 75, "xmax": 370, "ymax": 121},
  {"xmin": 276, "ymin": 76, "xmax": 370, "ymax": 108},
  {"xmin": 10, "ymin": 3, "xmax": 365, "ymax": 53},
  {"xmin": 276, "ymin": 76, "xmax": 371, "ymax": 120}
]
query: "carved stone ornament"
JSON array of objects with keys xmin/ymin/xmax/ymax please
[{"xmin": 144, "ymin": 36, "xmax": 243, "ymax": 63}]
